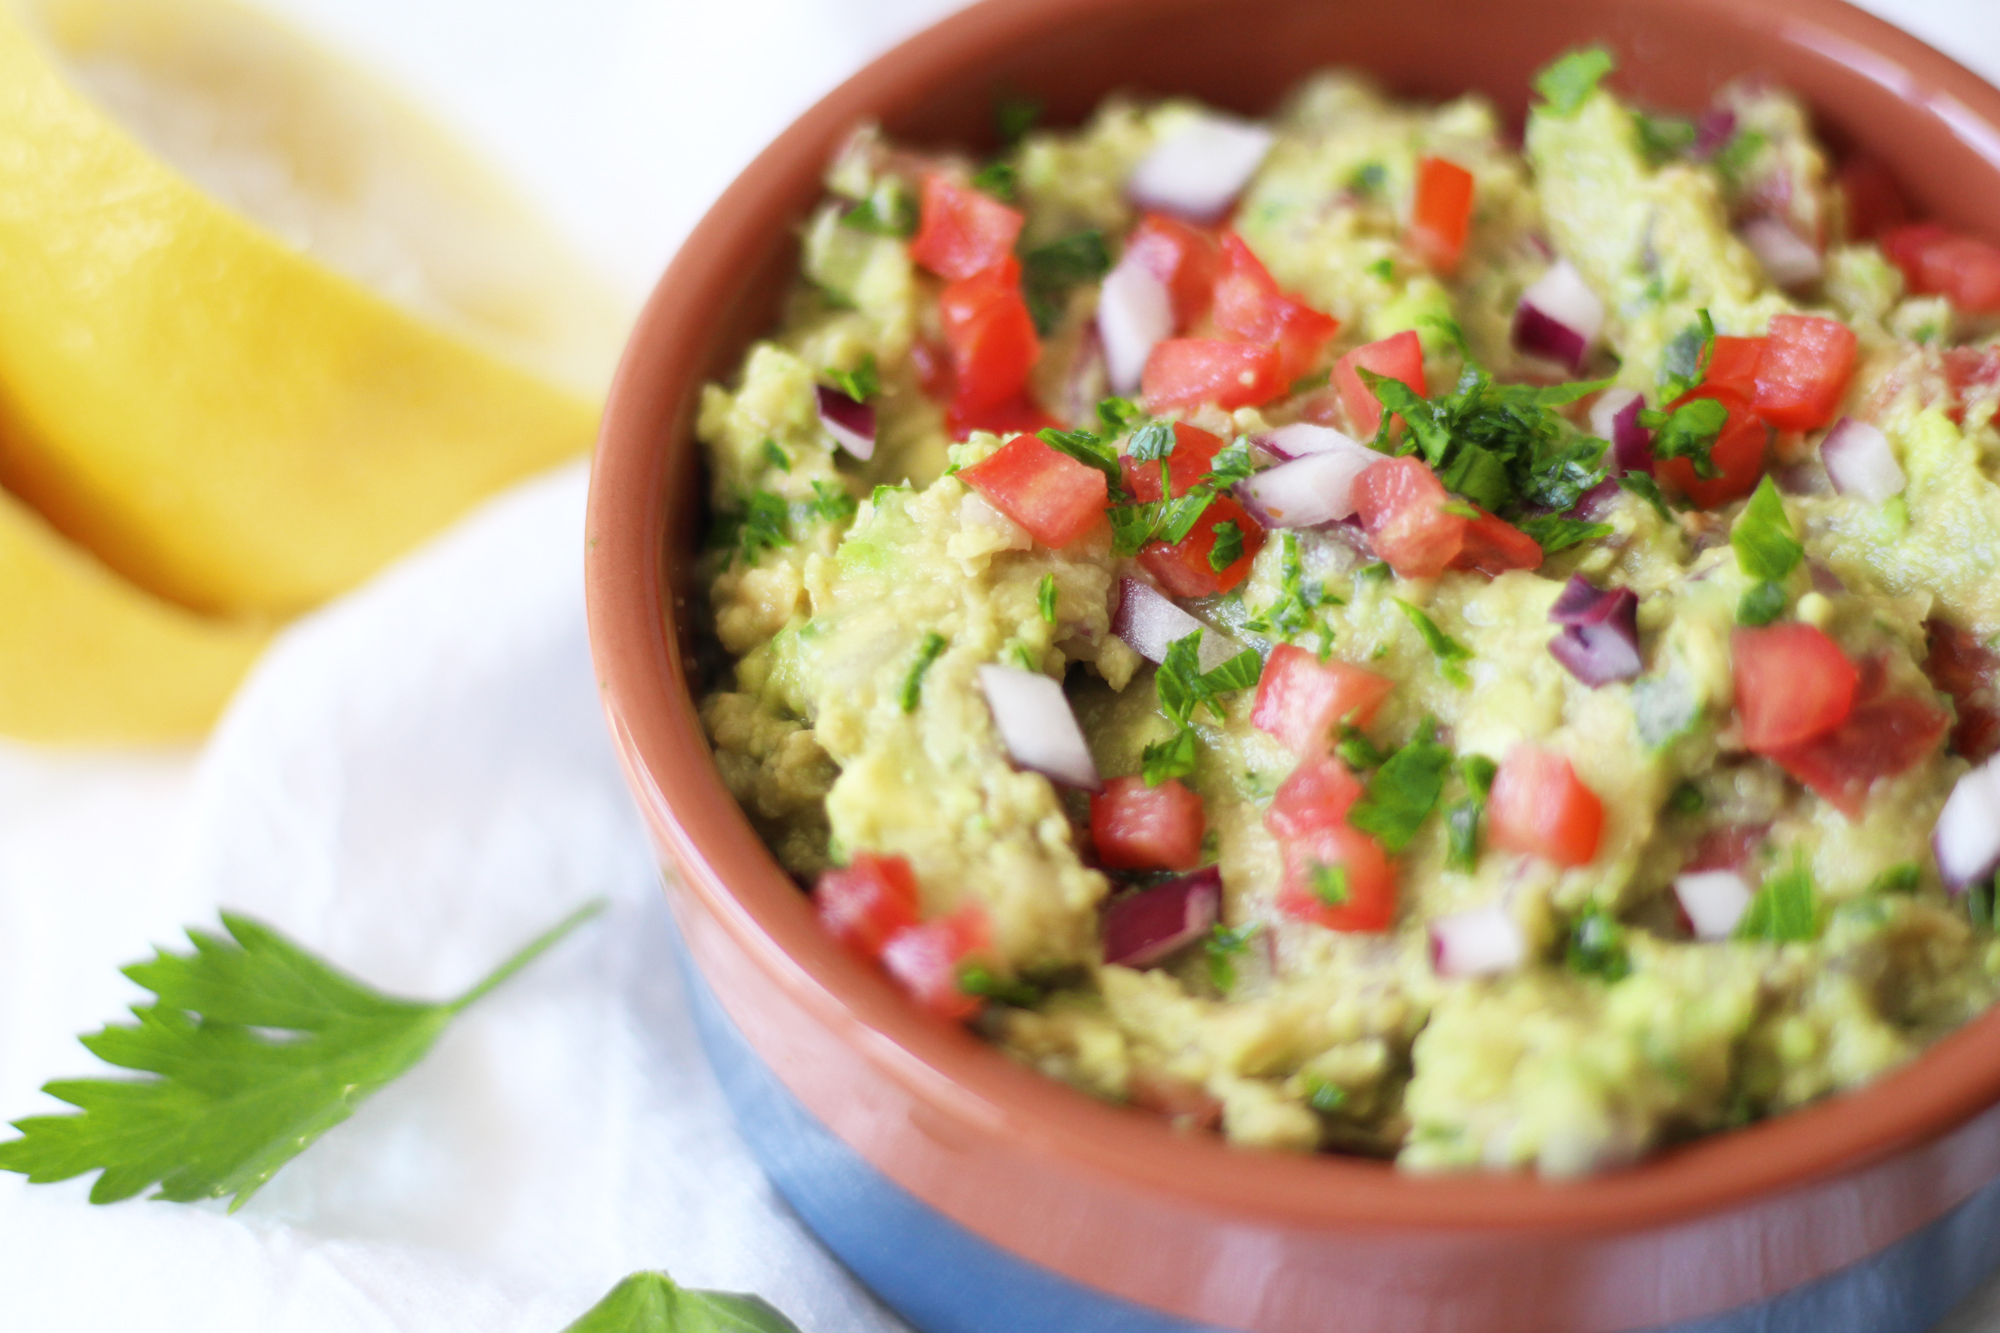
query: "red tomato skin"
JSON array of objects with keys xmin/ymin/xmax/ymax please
[
  {"xmin": 1334, "ymin": 331, "xmax": 1428, "ymax": 439},
  {"xmin": 1210, "ymin": 233, "xmax": 1340, "ymax": 381},
  {"xmin": 1653, "ymin": 388, "xmax": 1769, "ymax": 509},
  {"xmin": 1765, "ymin": 696, "xmax": 1949, "ymax": 817},
  {"xmin": 1883, "ymin": 223, "xmax": 2000, "ymax": 315},
  {"xmin": 1753, "ymin": 315, "xmax": 1859, "ymax": 431},
  {"xmin": 1137, "ymin": 495, "xmax": 1266, "ymax": 597},
  {"xmin": 880, "ymin": 906, "xmax": 992, "ymax": 1021},
  {"xmin": 1944, "ymin": 347, "xmax": 2000, "ymax": 428},
  {"xmin": 1487, "ymin": 745, "xmax": 1604, "ymax": 868},
  {"xmin": 1733, "ymin": 623, "xmax": 1861, "ymax": 751},
  {"xmin": 1090, "ymin": 776, "xmax": 1206, "ymax": 871},
  {"xmin": 815, "ymin": 853, "xmax": 922, "ymax": 960},
  {"xmin": 958, "ymin": 434, "xmax": 1110, "ymax": 548},
  {"xmin": 1125, "ymin": 213, "xmax": 1221, "ymax": 330},
  {"xmin": 1837, "ymin": 157, "xmax": 1908, "ymax": 242},
  {"xmin": 945, "ymin": 393, "xmax": 1064, "ymax": 442},
  {"xmin": 1410, "ymin": 156, "xmax": 1475, "ymax": 274},
  {"xmin": 1704, "ymin": 337, "xmax": 1768, "ymax": 400},
  {"xmin": 1451, "ymin": 508, "xmax": 1543, "ymax": 576},
  {"xmin": 1251, "ymin": 645, "xmax": 1396, "ymax": 754},
  {"xmin": 1264, "ymin": 754, "xmax": 1367, "ymax": 839},
  {"xmin": 1351, "ymin": 455, "xmax": 1466, "ymax": 578},
  {"xmin": 1276, "ymin": 825, "xmax": 1397, "ymax": 932},
  {"xmin": 939, "ymin": 258, "xmax": 1041, "ymax": 417},
  {"xmin": 1120, "ymin": 422, "xmax": 1226, "ymax": 502},
  {"xmin": 1924, "ymin": 617, "xmax": 2000, "ymax": 762},
  {"xmin": 1140, "ymin": 338, "xmax": 1288, "ymax": 412},
  {"xmin": 910, "ymin": 174, "xmax": 1025, "ymax": 280}
]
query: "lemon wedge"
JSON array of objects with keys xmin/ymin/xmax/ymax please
[{"xmin": 0, "ymin": 0, "xmax": 630, "ymax": 619}]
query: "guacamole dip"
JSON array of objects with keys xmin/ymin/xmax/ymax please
[{"xmin": 692, "ymin": 48, "xmax": 2000, "ymax": 1175}]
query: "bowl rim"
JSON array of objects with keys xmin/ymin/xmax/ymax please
[{"xmin": 586, "ymin": 0, "xmax": 2000, "ymax": 1238}]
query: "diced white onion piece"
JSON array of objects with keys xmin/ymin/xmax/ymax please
[
  {"xmin": 1674, "ymin": 870, "xmax": 1754, "ymax": 940},
  {"xmin": 1740, "ymin": 216, "xmax": 1824, "ymax": 289},
  {"xmin": 1235, "ymin": 445, "xmax": 1379, "ymax": 529},
  {"xmin": 1111, "ymin": 578, "xmax": 1244, "ymax": 672},
  {"xmin": 1428, "ymin": 902, "xmax": 1526, "ymax": 978},
  {"xmin": 1589, "ymin": 388, "xmax": 1641, "ymax": 445},
  {"xmin": 1252, "ymin": 422, "xmax": 1367, "ymax": 461},
  {"xmin": 978, "ymin": 664, "xmax": 1102, "ymax": 791},
  {"xmin": 1512, "ymin": 260, "xmax": 1605, "ymax": 369},
  {"xmin": 958, "ymin": 493, "xmax": 1031, "ymax": 549},
  {"xmin": 1820, "ymin": 417, "xmax": 1906, "ymax": 504},
  {"xmin": 1126, "ymin": 114, "xmax": 1274, "ymax": 221},
  {"xmin": 1097, "ymin": 258, "xmax": 1173, "ymax": 395},
  {"xmin": 1935, "ymin": 756, "xmax": 2000, "ymax": 890}
]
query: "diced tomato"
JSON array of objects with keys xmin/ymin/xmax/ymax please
[
  {"xmin": 1140, "ymin": 338, "xmax": 1287, "ymax": 412},
  {"xmin": 1209, "ymin": 232, "xmax": 1340, "ymax": 381},
  {"xmin": 1704, "ymin": 336, "xmax": 1768, "ymax": 400},
  {"xmin": 1263, "ymin": 753, "xmax": 1366, "ymax": 839},
  {"xmin": 1450, "ymin": 508, "xmax": 1543, "ymax": 576},
  {"xmin": 1409, "ymin": 155, "xmax": 1475, "ymax": 275},
  {"xmin": 1124, "ymin": 213, "xmax": 1221, "ymax": 330},
  {"xmin": 958, "ymin": 433, "xmax": 1109, "ymax": 548},
  {"xmin": 1753, "ymin": 315, "xmax": 1858, "ymax": 431},
  {"xmin": 1120, "ymin": 421, "xmax": 1225, "ymax": 502},
  {"xmin": 1251, "ymin": 645, "xmax": 1395, "ymax": 754},
  {"xmin": 910, "ymin": 335, "xmax": 954, "ymax": 399},
  {"xmin": 1486, "ymin": 745, "xmax": 1604, "ymax": 868},
  {"xmin": 1732, "ymin": 623, "xmax": 1860, "ymax": 751},
  {"xmin": 1091, "ymin": 776, "xmax": 1206, "ymax": 871},
  {"xmin": 1351, "ymin": 455, "xmax": 1465, "ymax": 579},
  {"xmin": 1334, "ymin": 331, "xmax": 1428, "ymax": 439},
  {"xmin": 1682, "ymin": 823, "xmax": 1769, "ymax": 872},
  {"xmin": 1653, "ymin": 387, "xmax": 1769, "ymax": 509},
  {"xmin": 816, "ymin": 852, "xmax": 922, "ymax": 960},
  {"xmin": 1944, "ymin": 346, "xmax": 2000, "ymax": 427},
  {"xmin": 910, "ymin": 174, "xmax": 1025, "ymax": 281},
  {"xmin": 1765, "ymin": 696, "xmax": 1949, "ymax": 817},
  {"xmin": 1276, "ymin": 824, "xmax": 1397, "ymax": 932},
  {"xmin": 1883, "ymin": 223, "xmax": 2000, "ymax": 315},
  {"xmin": 880, "ymin": 906, "xmax": 992, "ymax": 1021},
  {"xmin": 939, "ymin": 258, "xmax": 1040, "ymax": 417},
  {"xmin": 1138, "ymin": 495, "xmax": 1266, "ymax": 597},
  {"xmin": 1923, "ymin": 617, "xmax": 2000, "ymax": 762},
  {"xmin": 1837, "ymin": 157, "xmax": 1908, "ymax": 243},
  {"xmin": 945, "ymin": 393, "xmax": 1064, "ymax": 442}
]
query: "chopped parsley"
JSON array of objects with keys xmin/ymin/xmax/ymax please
[
  {"xmin": 1038, "ymin": 573, "xmax": 1058, "ymax": 624},
  {"xmin": 825, "ymin": 355, "xmax": 880, "ymax": 403},
  {"xmin": 1731, "ymin": 476, "xmax": 1801, "ymax": 626},
  {"xmin": 1366, "ymin": 257, "xmax": 1395, "ymax": 281},
  {"xmin": 1096, "ymin": 395, "xmax": 1144, "ymax": 434},
  {"xmin": 1870, "ymin": 863, "xmax": 1922, "ymax": 895},
  {"xmin": 1633, "ymin": 111, "xmax": 1696, "ymax": 164},
  {"xmin": 1335, "ymin": 726, "xmax": 1391, "ymax": 772},
  {"xmin": 804, "ymin": 479, "xmax": 859, "ymax": 524},
  {"xmin": 1534, "ymin": 47, "xmax": 1616, "ymax": 117},
  {"xmin": 899, "ymin": 632, "xmax": 948, "ymax": 712},
  {"xmin": 1347, "ymin": 721, "xmax": 1453, "ymax": 853},
  {"xmin": 1657, "ymin": 310, "xmax": 1717, "ymax": 400},
  {"xmin": 1566, "ymin": 906, "xmax": 1632, "ymax": 981},
  {"xmin": 1616, "ymin": 472, "xmax": 1676, "ymax": 522},
  {"xmin": 1394, "ymin": 599, "xmax": 1473, "ymax": 687},
  {"xmin": 1666, "ymin": 780, "xmax": 1706, "ymax": 815},
  {"xmin": 970, "ymin": 159, "xmax": 1017, "ymax": 201},
  {"xmin": 1305, "ymin": 1076, "xmax": 1348, "ymax": 1113},
  {"xmin": 1443, "ymin": 754, "xmax": 1498, "ymax": 872},
  {"xmin": 1309, "ymin": 861, "xmax": 1350, "ymax": 906},
  {"xmin": 1022, "ymin": 230, "xmax": 1111, "ymax": 333},
  {"xmin": 1128, "ymin": 419, "xmax": 1176, "ymax": 462},
  {"xmin": 1517, "ymin": 515, "xmax": 1613, "ymax": 555},
  {"xmin": 1357, "ymin": 561, "xmax": 1393, "ymax": 584},
  {"xmin": 958, "ymin": 964, "xmax": 1042, "ymax": 1007},
  {"xmin": 1736, "ymin": 856, "xmax": 1820, "ymax": 942},
  {"xmin": 1139, "ymin": 727, "xmax": 1199, "ymax": 787},
  {"xmin": 761, "ymin": 439, "xmax": 792, "ymax": 472},
  {"xmin": 1205, "ymin": 923, "xmax": 1259, "ymax": 992},
  {"xmin": 1711, "ymin": 127, "xmax": 1769, "ymax": 188},
  {"xmin": 1039, "ymin": 423, "xmax": 1124, "ymax": 486},
  {"xmin": 731, "ymin": 489, "xmax": 792, "ymax": 565},
  {"xmin": 1106, "ymin": 430, "xmax": 1255, "ymax": 558},
  {"xmin": 1645, "ymin": 397, "xmax": 1730, "ymax": 480},
  {"xmin": 1348, "ymin": 161, "xmax": 1387, "ymax": 197},
  {"xmin": 1245, "ymin": 532, "xmax": 1338, "ymax": 639},
  {"xmin": 1208, "ymin": 520, "xmax": 1245, "ymax": 572},
  {"xmin": 840, "ymin": 178, "xmax": 918, "ymax": 237},
  {"xmin": 1736, "ymin": 580, "xmax": 1787, "ymax": 627},
  {"xmin": 1142, "ymin": 630, "xmax": 1264, "ymax": 785}
]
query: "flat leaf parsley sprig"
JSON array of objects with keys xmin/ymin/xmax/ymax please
[{"xmin": 0, "ymin": 900, "xmax": 603, "ymax": 1209}]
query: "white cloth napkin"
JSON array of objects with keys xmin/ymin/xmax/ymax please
[{"xmin": 2, "ymin": 1, "xmax": 1998, "ymax": 1329}]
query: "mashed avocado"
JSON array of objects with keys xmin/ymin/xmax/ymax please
[{"xmin": 692, "ymin": 52, "xmax": 2000, "ymax": 1175}]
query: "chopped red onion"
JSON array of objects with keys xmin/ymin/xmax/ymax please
[
  {"xmin": 1548, "ymin": 576, "xmax": 1642, "ymax": 686},
  {"xmin": 1111, "ymin": 578, "xmax": 1245, "ymax": 671},
  {"xmin": 1820, "ymin": 417, "xmax": 1906, "ymax": 504},
  {"xmin": 1739, "ymin": 216, "xmax": 1824, "ymax": 289},
  {"xmin": 1097, "ymin": 257, "xmax": 1173, "ymax": 394},
  {"xmin": 1102, "ymin": 867, "xmax": 1222, "ymax": 968},
  {"xmin": 1511, "ymin": 260, "xmax": 1605, "ymax": 371},
  {"xmin": 1127, "ymin": 113, "xmax": 1274, "ymax": 221},
  {"xmin": 1429, "ymin": 902, "xmax": 1526, "ymax": 978},
  {"xmin": 817, "ymin": 384, "xmax": 876, "ymax": 460},
  {"xmin": 1572, "ymin": 479, "xmax": 1620, "ymax": 521},
  {"xmin": 1808, "ymin": 560, "xmax": 1846, "ymax": 595},
  {"xmin": 977, "ymin": 664, "xmax": 1101, "ymax": 791},
  {"xmin": 1235, "ymin": 441, "xmax": 1379, "ymax": 529},
  {"xmin": 1934, "ymin": 756, "xmax": 2000, "ymax": 891},
  {"xmin": 1694, "ymin": 108, "xmax": 1737, "ymax": 159},
  {"xmin": 1674, "ymin": 870, "xmax": 1753, "ymax": 939},
  {"xmin": 1251, "ymin": 422, "xmax": 1368, "ymax": 461},
  {"xmin": 1589, "ymin": 389, "xmax": 1654, "ymax": 475}
]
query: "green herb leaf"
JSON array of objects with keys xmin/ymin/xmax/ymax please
[
  {"xmin": 1037, "ymin": 425, "xmax": 1123, "ymax": 487},
  {"xmin": 899, "ymin": 632, "xmax": 948, "ymax": 712},
  {"xmin": 1127, "ymin": 420, "xmax": 1177, "ymax": 462},
  {"xmin": 1534, "ymin": 47, "xmax": 1616, "ymax": 117},
  {"xmin": 1646, "ymin": 397, "xmax": 1731, "ymax": 480},
  {"xmin": 1347, "ymin": 724, "xmax": 1453, "ymax": 853},
  {"xmin": 1022, "ymin": 230, "xmax": 1111, "ymax": 333},
  {"xmin": 1038, "ymin": 573, "xmax": 1058, "ymax": 624},
  {"xmin": 1096, "ymin": 396, "xmax": 1144, "ymax": 435},
  {"xmin": 1567, "ymin": 906, "xmax": 1632, "ymax": 981},
  {"xmin": 760, "ymin": 439, "xmax": 792, "ymax": 472},
  {"xmin": 1731, "ymin": 476, "xmax": 1803, "ymax": 581},
  {"xmin": 1334, "ymin": 726, "xmax": 1391, "ymax": 772},
  {"xmin": 1366, "ymin": 257, "xmax": 1395, "ymax": 281},
  {"xmin": 1205, "ymin": 440, "xmax": 1257, "ymax": 487},
  {"xmin": 1633, "ymin": 111, "xmax": 1696, "ymax": 165},
  {"xmin": 840, "ymin": 179, "xmax": 918, "ymax": 237},
  {"xmin": 1357, "ymin": 561, "xmax": 1393, "ymax": 584},
  {"xmin": 995, "ymin": 94, "xmax": 1042, "ymax": 145},
  {"xmin": 1349, "ymin": 161, "xmax": 1387, "ymax": 197},
  {"xmin": 1305, "ymin": 1076, "xmax": 1348, "ymax": 1113},
  {"xmin": 1667, "ymin": 780, "xmax": 1705, "ymax": 815},
  {"xmin": 1442, "ymin": 756, "xmax": 1497, "ymax": 872},
  {"xmin": 1736, "ymin": 856, "xmax": 1820, "ymax": 943},
  {"xmin": 958, "ymin": 965, "xmax": 1042, "ymax": 1007},
  {"xmin": 1736, "ymin": 580, "xmax": 1787, "ymax": 626},
  {"xmin": 0, "ymin": 902, "xmax": 602, "ymax": 1209},
  {"xmin": 562, "ymin": 1270, "xmax": 803, "ymax": 1333},
  {"xmin": 1202, "ymin": 648, "xmax": 1264, "ymax": 695},
  {"xmin": 1309, "ymin": 861, "xmax": 1351, "ymax": 906},
  {"xmin": 1394, "ymin": 599, "xmax": 1473, "ymax": 687},
  {"xmin": 734, "ymin": 490, "xmax": 791, "ymax": 564},
  {"xmin": 1616, "ymin": 472, "xmax": 1676, "ymax": 522},
  {"xmin": 1459, "ymin": 753, "xmax": 1498, "ymax": 800},
  {"xmin": 825, "ymin": 354, "xmax": 880, "ymax": 403},
  {"xmin": 1140, "ymin": 727, "xmax": 1199, "ymax": 786},
  {"xmin": 1657, "ymin": 310, "xmax": 1716, "ymax": 400},
  {"xmin": 1208, "ymin": 520, "xmax": 1245, "ymax": 572},
  {"xmin": 1517, "ymin": 515, "xmax": 1612, "ymax": 555},
  {"xmin": 803, "ymin": 479, "xmax": 858, "ymax": 524},
  {"xmin": 970, "ymin": 159, "xmax": 1017, "ymax": 201},
  {"xmin": 1711, "ymin": 127, "xmax": 1769, "ymax": 187},
  {"xmin": 1205, "ymin": 923, "xmax": 1259, "ymax": 992},
  {"xmin": 1870, "ymin": 863, "xmax": 1922, "ymax": 895},
  {"xmin": 1246, "ymin": 532, "xmax": 1336, "ymax": 639}
]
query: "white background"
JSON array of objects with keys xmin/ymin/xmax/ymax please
[{"xmin": 0, "ymin": 1, "xmax": 1998, "ymax": 1330}]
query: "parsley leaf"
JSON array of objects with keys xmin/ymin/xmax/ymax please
[
  {"xmin": 761, "ymin": 439, "xmax": 792, "ymax": 472},
  {"xmin": 1038, "ymin": 424, "xmax": 1123, "ymax": 487},
  {"xmin": 1144, "ymin": 631, "xmax": 1264, "ymax": 785},
  {"xmin": 0, "ymin": 902, "xmax": 602, "ymax": 1209},
  {"xmin": 825, "ymin": 355, "xmax": 879, "ymax": 403},
  {"xmin": 958, "ymin": 965, "xmax": 1042, "ymax": 1007},
  {"xmin": 1140, "ymin": 727, "xmax": 1199, "ymax": 786},
  {"xmin": 1657, "ymin": 311, "xmax": 1716, "ymax": 400},
  {"xmin": 1349, "ymin": 161, "xmax": 1387, "ymax": 197},
  {"xmin": 1309, "ymin": 862, "xmax": 1351, "ymax": 906},
  {"xmin": 1335, "ymin": 727, "xmax": 1391, "ymax": 772},
  {"xmin": 1731, "ymin": 476, "xmax": 1803, "ymax": 581},
  {"xmin": 1737, "ymin": 580, "xmax": 1787, "ymax": 626},
  {"xmin": 1711, "ymin": 127, "xmax": 1769, "ymax": 187},
  {"xmin": 735, "ymin": 490, "xmax": 791, "ymax": 564},
  {"xmin": 803, "ymin": 479, "xmax": 858, "ymax": 524},
  {"xmin": 1022, "ymin": 230, "xmax": 1111, "ymax": 333},
  {"xmin": 1443, "ymin": 754, "xmax": 1498, "ymax": 871},
  {"xmin": 970, "ymin": 159, "xmax": 1017, "ymax": 201},
  {"xmin": 1205, "ymin": 923, "xmax": 1259, "ymax": 992},
  {"xmin": 1616, "ymin": 472, "xmax": 1676, "ymax": 522},
  {"xmin": 1633, "ymin": 111, "xmax": 1696, "ymax": 165},
  {"xmin": 1644, "ymin": 397, "xmax": 1730, "ymax": 480},
  {"xmin": 1038, "ymin": 573, "xmax": 1058, "ymax": 624},
  {"xmin": 899, "ymin": 632, "xmax": 948, "ymax": 712},
  {"xmin": 563, "ymin": 1270, "xmax": 803, "ymax": 1333},
  {"xmin": 1534, "ymin": 47, "xmax": 1616, "ymax": 117},
  {"xmin": 1096, "ymin": 396, "xmax": 1144, "ymax": 434},
  {"xmin": 1667, "ymin": 780, "xmax": 1706, "ymax": 815},
  {"xmin": 1394, "ymin": 599, "xmax": 1473, "ymax": 687},
  {"xmin": 1347, "ymin": 723, "xmax": 1453, "ymax": 852},
  {"xmin": 1516, "ymin": 515, "xmax": 1613, "ymax": 555},
  {"xmin": 1246, "ymin": 532, "xmax": 1337, "ymax": 639},
  {"xmin": 1566, "ymin": 906, "xmax": 1632, "ymax": 981},
  {"xmin": 1736, "ymin": 856, "xmax": 1820, "ymax": 942},
  {"xmin": 1208, "ymin": 520, "xmax": 1245, "ymax": 572},
  {"xmin": 840, "ymin": 179, "xmax": 918, "ymax": 238},
  {"xmin": 1127, "ymin": 420, "xmax": 1177, "ymax": 462}
]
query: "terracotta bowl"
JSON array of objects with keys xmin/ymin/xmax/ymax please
[{"xmin": 584, "ymin": 1, "xmax": 2000, "ymax": 1329}]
